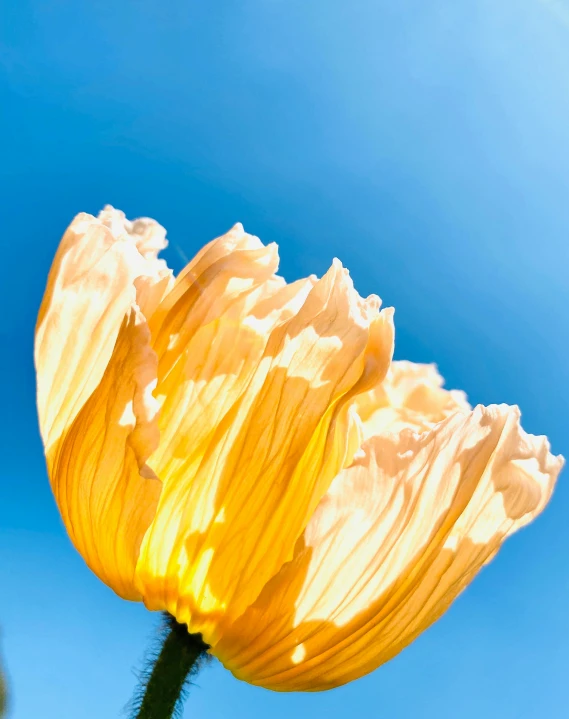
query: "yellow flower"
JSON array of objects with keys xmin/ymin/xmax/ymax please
[{"xmin": 35, "ymin": 206, "xmax": 563, "ymax": 691}]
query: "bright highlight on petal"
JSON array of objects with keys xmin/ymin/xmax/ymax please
[
  {"xmin": 51, "ymin": 308, "xmax": 162, "ymax": 599},
  {"xmin": 213, "ymin": 405, "xmax": 560, "ymax": 690},
  {"xmin": 35, "ymin": 208, "xmax": 167, "ymax": 599},
  {"xmin": 35, "ymin": 207, "xmax": 563, "ymax": 691}
]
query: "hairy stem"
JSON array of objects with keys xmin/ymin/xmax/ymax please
[{"xmin": 132, "ymin": 614, "xmax": 209, "ymax": 719}]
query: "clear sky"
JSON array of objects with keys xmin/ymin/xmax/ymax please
[{"xmin": 1, "ymin": 1, "xmax": 568, "ymax": 718}]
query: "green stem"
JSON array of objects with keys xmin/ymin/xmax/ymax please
[{"xmin": 132, "ymin": 614, "xmax": 209, "ymax": 719}]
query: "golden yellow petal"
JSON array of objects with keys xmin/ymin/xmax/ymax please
[
  {"xmin": 136, "ymin": 240, "xmax": 394, "ymax": 638},
  {"xmin": 49, "ymin": 308, "xmax": 162, "ymax": 599},
  {"xmin": 35, "ymin": 207, "xmax": 171, "ymax": 598},
  {"xmin": 35, "ymin": 209, "xmax": 169, "ymax": 453},
  {"xmin": 98, "ymin": 205, "xmax": 167, "ymax": 258},
  {"xmin": 98, "ymin": 205, "xmax": 174, "ymax": 318},
  {"xmin": 213, "ymin": 404, "xmax": 562, "ymax": 691},
  {"xmin": 356, "ymin": 359, "xmax": 471, "ymax": 437},
  {"xmin": 148, "ymin": 223, "xmax": 279, "ymax": 364}
]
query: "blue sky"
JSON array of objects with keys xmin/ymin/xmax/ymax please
[{"xmin": 1, "ymin": 1, "xmax": 568, "ymax": 717}]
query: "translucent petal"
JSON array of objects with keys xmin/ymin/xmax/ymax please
[
  {"xmin": 136, "ymin": 235, "xmax": 394, "ymax": 639},
  {"xmin": 214, "ymin": 405, "xmax": 562, "ymax": 690},
  {"xmin": 35, "ymin": 208, "xmax": 169, "ymax": 598},
  {"xmin": 48, "ymin": 308, "xmax": 162, "ymax": 599},
  {"xmin": 98, "ymin": 205, "xmax": 174, "ymax": 317},
  {"xmin": 35, "ymin": 209, "xmax": 169, "ymax": 452},
  {"xmin": 356, "ymin": 360, "xmax": 471, "ymax": 437}
]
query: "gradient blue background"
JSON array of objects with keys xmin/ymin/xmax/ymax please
[{"xmin": 1, "ymin": 2, "xmax": 568, "ymax": 717}]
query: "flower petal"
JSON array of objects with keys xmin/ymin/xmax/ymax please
[
  {"xmin": 35, "ymin": 208, "xmax": 169, "ymax": 598},
  {"xmin": 356, "ymin": 360, "xmax": 470, "ymax": 437},
  {"xmin": 49, "ymin": 308, "xmax": 162, "ymax": 599},
  {"xmin": 148, "ymin": 223, "xmax": 280, "ymax": 366},
  {"xmin": 35, "ymin": 209, "xmax": 168, "ymax": 452},
  {"xmin": 98, "ymin": 205, "xmax": 174, "ymax": 318},
  {"xmin": 213, "ymin": 405, "xmax": 562, "ymax": 690},
  {"xmin": 136, "ymin": 236, "xmax": 394, "ymax": 638}
]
